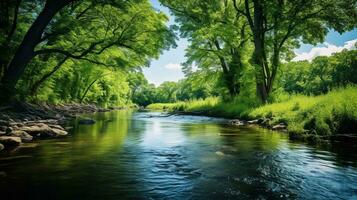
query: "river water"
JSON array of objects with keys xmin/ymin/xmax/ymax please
[{"xmin": 0, "ymin": 110, "xmax": 357, "ymax": 199}]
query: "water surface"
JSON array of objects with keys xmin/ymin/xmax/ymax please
[{"xmin": 1, "ymin": 110, "xmax": 357, "ymax": 199}]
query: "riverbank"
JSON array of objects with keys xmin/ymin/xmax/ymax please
[
  {"xmin": 147, "ymin": 87, "xmax": 357, "ymax": 142},
  {"xmin": 0, "ymin": 101, "xmax": 121, "ymax": 151}
]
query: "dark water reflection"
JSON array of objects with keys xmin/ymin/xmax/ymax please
[{"xmin": 1, "ymin": 110, "xmax": 357, "ymax": 199}]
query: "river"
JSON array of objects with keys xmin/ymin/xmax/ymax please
[{"xmin": 1, "ymin": 110, "xmax": 357, "ymax": 199}]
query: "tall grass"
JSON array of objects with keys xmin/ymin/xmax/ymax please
[
  {"xmin": 147, "ymin": 86, "xmax": 357, "ymax": 136},
  {"xmin": 250, "ymin": 86, "xmax": 357, "ymax": 135},
  {"xmin": 147, "ymin": 95, "xmax": 259, "ymax": 118}
]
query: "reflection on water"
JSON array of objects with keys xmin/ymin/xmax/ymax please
[{"xmin": 0, "ymin": 110, "xmax": 357, "ymax": 199}]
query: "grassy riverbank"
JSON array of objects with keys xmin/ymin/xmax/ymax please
[{"xmin": 147, "ymin": 86, "xmax": 357, "ymax": 138}]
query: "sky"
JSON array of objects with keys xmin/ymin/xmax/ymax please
[{"xmin": 144, "ymin": 0, "xmax": 357, "ymax": 86}]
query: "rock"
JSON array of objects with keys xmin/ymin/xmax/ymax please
[
  {"xmin": 5, "ymin": 127, "xmax": 13, "ymax": 134},
  {"xmin": 0, "ymin": 131, "xmax": 5, "ymax": 136},
  {"xmin": 51, "ymin": 128, "xmax": 68, "ymax": 137},
  {"xmin": 9, "ymin": 122, "xmax": 20, "ymax": 126},
  {"xmin": 272, "ymin": 123, "xmax": 287, "ymax": 131},
  {"xmin": 10, "ymin": 130, "xmax": 33, "ymax": 142},
  {"xmin": 20, "ymin": 123, "xmax": 67, "ymax": 138},
  {"xmin": 65, "ymin": 126, "xmax": 73, "ymax": 130},
  {"xmin": 48, "ymin": 124, "xmax": 64, "ymax": 130},
  {"xmin": 247, "ymin": 119, "xmax": 264, "ymax": 124},
  {"xmin": 55, "ymin": 114, "xmax": 63, "ymax": 119},
  {"xmin": 78, "ymin": 118, "xmax": 95, "ymax": 125},
  {"xmin": 0, "ymin": 136, "xmax": 21, "ymax": 147},
  {"xmin": 229, "ymin": 119, "xmax": 245, "ymax": 126},
  {"xmin": 0, "ymin": 143, "xmax": 4, "ymax": 151},
  {"xmin": 37, "ymin": 119, "xmax": 59, "ymax": 124}
]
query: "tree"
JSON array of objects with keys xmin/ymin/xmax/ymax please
[
  {"xmin": 0, "ymin": 0, "xmax": 176, "ymax": 102},
  {"xmin": 161, "ymin": 0, "xmax": 250, "ymax": 97},
  {"xmin": 0, "ymin": 0, "xmax": 76, "ymax": 99},
  {"xmin": 233, "ymin": 0, "xmax": 357, "ymax": 102},
  {"xmin": 278, "ymin": 48, "xmax": 357, "ymax": 95},
  {"xmin": 332, "ymin": 49, "xmax": 357, "ymax": 86}
]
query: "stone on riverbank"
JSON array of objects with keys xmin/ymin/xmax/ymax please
[
  {"xmin": 48, "ymin": 124, "xmax": 64, "ymax": 130},
  {"xmin": 247, "ymin": 119, "xmax": 264, "ymax": 124},
  {"xmin": 0, "ymin": 136, "xmax": 21, "ymax": 147},
  {"xmin": 229, "ymin": 119, "xmax": 245, "ymax": 126},
  {"xmin": 51, "ymin": 128, "xmax": 68, "ymax": 137},
  {"xmin": 272, "ymin": 123, "xmax": 287, "ymax": 131},
  {"xmin": 20, "ymin": 123, "xmax": 68, "ymax": 138},
  {"xmin": 10, "ymin": 130, "xmax": 33, "ymax": 142}
]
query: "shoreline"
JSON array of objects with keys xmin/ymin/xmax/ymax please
[
  {"xmin": 0, "ymin": 101, "xmax": 122, "ymax": 152},
  {"xmin": 150, "ymin": 109, "xmax": 357, "ymax": 144}
]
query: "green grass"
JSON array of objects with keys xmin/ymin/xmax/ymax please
[
  {"xmin": 147, "ymin": 86, "xmax": 357, "ymax": 137},
  {"xmin": 250, "ymin": 86, "xmax": 357, "ymax": 136},
  {"xmin": 147, "ymin": 96, "xmax": 258, "ymax": 118}
]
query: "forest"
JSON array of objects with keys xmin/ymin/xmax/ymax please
[
  {"xmin": 0, "ymin": 0, "xmax": 356, "ymax": 136},
  {"xmin": 1, "ymin": 0, "xmax": 357, "ymax": 199}
]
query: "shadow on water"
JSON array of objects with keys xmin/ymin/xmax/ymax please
[{"xmin": 0, "ymin": 110, "xmax": 357, "ymax": 199}]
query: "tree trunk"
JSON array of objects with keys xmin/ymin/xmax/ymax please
[
  {"xmin": 212, "ymin": 39, "xmax": 241, "ymax": 97},
  {"xmin": 251, "ymin": 0, "xmax": 270, "ymax": 103},
  {"xmin": 0, "ymin": 0, "xmax": 73, "ymax": 101}
]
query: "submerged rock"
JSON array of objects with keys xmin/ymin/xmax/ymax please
[
  {"xmin": 0, "ymin": 136, "xmax": 22, "ymax": 147},
  {"xmin": 78, "ymin": 118, "xmax": 95, "ymax": 125}
]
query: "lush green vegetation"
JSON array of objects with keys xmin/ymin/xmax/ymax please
[
  {"xmin": 0, "ymin": 0, "xmax": 175, "ymax": 106},
  {"xmin": 148, "ymin": 86, "xmax": 357, "ymax": 136},
  {"xmin": 146, "ymin": 47, "xmax": 357, "ymax": 137},
  {"xmin": 0, "ymin": 0, "xmax": 356, "ymax": 138}
]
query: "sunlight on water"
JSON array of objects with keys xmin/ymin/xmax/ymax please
[{"xmin": 0, "ymin": 110, "xmax": 357, "ymax": 199}]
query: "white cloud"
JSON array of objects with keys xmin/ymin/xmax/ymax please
[
  {"xmin": 164, "ymin": 63, "xmax": 182, "ymax": 70},
  {"xmin": 293, "ymin": 39, "xmax": 357, "ymax": 62}
]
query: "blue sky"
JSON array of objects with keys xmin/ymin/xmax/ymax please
[{"xmin": 144, "ymin": 0, "xmax": 357, "ymax": 86}]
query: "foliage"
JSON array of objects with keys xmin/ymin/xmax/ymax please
[
  {"xmin": 161, "ymin": 0, "xmax": 252, "ymax": 97},
  {"xmin": 280, "ymin": 49, "xmax": 357, "ymax": 95},
  {"xmin": 0, "ymin": 0, "xmax": 175, "ymax": 106},
  {"xmin": 148, "ymin": 86, "xmax": 357, "ymax": 136}
]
